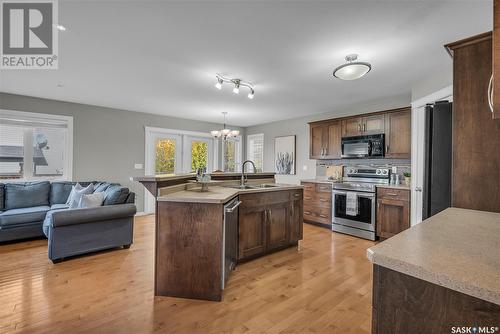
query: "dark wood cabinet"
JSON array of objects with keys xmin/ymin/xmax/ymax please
[
  {"xmin": 309, "ymin": 120, "xmax": 342, "ymax": 159},
  {"xmin": 238, "ymin": 189, "xmax": 303, "ymax": 261},
  {"xmin": 385, "ymin": 110, "xmax": 411, "ymax": 159},
  {"xmin": 445, "ymin": 32, "xmax": 500, "ymax": 213},
  {"xmin": 309, "ymin": 107, "xmax": 411, "ymax": 160},
  {"xmin": 341, "ymin": 117, "xmax": 363, "ymax": 137},
  {"xmin": 493, "ymin": 0, "xmax": 500, "ymax": 119},
  {"xmin": 301, "ymin": 182, "xmax": 332, "ymax": 228},
  {"xmin": 290, "ymin": 190, "xmax": 303, "ymax": 242},
  {"xmin": 267, "ymin": 202, "xmax": 290, "ymax": 251},
  {"xmin": 376, "ymin": 188, "xmax": 410, "ymax": 239}
]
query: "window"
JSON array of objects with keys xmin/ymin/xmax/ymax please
[
  {"xmin": 0, "ymin": 110, "xmax": 73, "ymax": 180},
  {"xmin": 223, "ymin": 136, "xmax": 242, "ymax": 172},
  {"xmin": 247, "ymin": 134, "xmax": 264, "ymax": 172},
  {"xmin": 155, "ymin": 138, "xmax": 177, "ymax": 174}
]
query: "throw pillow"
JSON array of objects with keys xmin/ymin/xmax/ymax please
[
  {"xmin": 68, "ymin": 184, "xmax": 94, "ymax": 209},
  {"xmin": 65, "ymin": 183, "xmax": 82, "ymax": 205},
  {"xmin": 79, "ymin": 192, "xmax": 105, "ymax": 208}
]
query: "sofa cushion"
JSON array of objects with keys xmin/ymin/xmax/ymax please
[
  {"xmin": 50, "ymin": 181, "xmax": 75, "ymax": 205},
  {"xmin": 0, "ymin": 205, "xmax": 50, "ymax": 227},
  {"xmin": 94, "ymin": 182, "xmax": 112, "ymax": 193},
  {"xmin": 51, "ymin": 203, "xmax": 69, "ymax": 210},
  {"xmin": 5, "ymin": 181, "xmax": 50, "ymax": 210},
  {"xmin": 0, "ymin": 183, "xmax": 4, "ymax": 211},
  {"xmin": 103, "ymin": 186, "xmax": 129, "ymax": 205}
]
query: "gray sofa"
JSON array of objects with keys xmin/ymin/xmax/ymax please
[{"xmin": 0, "ymin": 181, "xmax": 136, "ymax": 262}]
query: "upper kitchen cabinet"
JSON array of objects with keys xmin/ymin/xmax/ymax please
[
  {"xmin": 385, "ymin": 108, "xmax": 411, "ymax": 159},
  {"xmin": 493, "ymin": 0, "xmax": 500, "ymax": 119},
  {"xmin": 446, "ymin": 32, "xmax": 500, "ymax": 213},
  {"xmin": 342, "ymin": 114, "xmax": 385, "ymax": 137},
  {"xmin": 309, "ymin": 120, "xmax": 342, "ymax": 159}
]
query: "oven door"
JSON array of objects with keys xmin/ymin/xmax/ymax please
[{"xmin": 332, "ymin": 190, "xmax": 375, "ymax": 231}]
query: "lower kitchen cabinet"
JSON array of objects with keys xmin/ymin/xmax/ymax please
[
  {"xmin": 301, "ymin": 182, "xmax": 332, "ymax": 228},
  {"xmin": 238, "ymin": 189, "xmax": 303, "ymax": 261},
  {"xmin": 376, "ymin": 188, "xmax": 410, "ymax": 239}
]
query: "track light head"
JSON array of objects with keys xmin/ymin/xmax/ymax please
[
  {"xmin": 247, "ymin": 89, "xmax": 255, "ymax": 99},
  {"xmin": 215, "ymin": 77, "xmax": 223, "ymax": 90}
]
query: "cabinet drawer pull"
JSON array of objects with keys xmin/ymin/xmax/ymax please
[
  {"xmin": 304, "ymin": 211, "xmax": 312, "ymax": 215},
  {"xmin": 319, "ymin": 214, "xmax": 328, "ymax": 218},
  {"xmin": 319, "ymin": 198, "xmax": 329, "ymax": 202},
  {"xmin": 304, "ymin": 196, "xmax": 312, "ymax": 200},
  {"xmin": 385, "ymin": 193, "xmax": 399, "ymax": 196},
  {"xmin": 294, "ymin": 193, "xmax": 301, "ymax": 197}
]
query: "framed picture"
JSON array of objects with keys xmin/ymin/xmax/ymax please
[{"xmin": 274, "ymin": 135, "xmax": 296, "ymax": 175}]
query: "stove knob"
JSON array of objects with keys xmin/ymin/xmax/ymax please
[
  {"xmin": 383, "ymin": 170, "xmax": 388, "ymax": 175},
  {"xmin": 376, "ymin": 170, "xmax": 381, "ymax": 175}
]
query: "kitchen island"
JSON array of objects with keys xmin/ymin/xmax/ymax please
[
  {"xmin": 367, "ymin": 208, "xmax": 500, "ymax": 333},
  {"xmin": 134, "ymin": 173, "xmax": 303, "ymax": 301}
]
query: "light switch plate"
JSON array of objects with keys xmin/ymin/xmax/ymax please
[
  {"xmin": 302, "ymin": 165, "xmax": 308, "ymax": 171},
  {"xmin": 392, "ymin": 166, "xmax": 397, "ymax": 173},
  {"xmin": 134, "ymin": 163, "xmax": 143, "ymax": 170}
]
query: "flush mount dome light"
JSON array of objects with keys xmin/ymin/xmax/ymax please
[{"xmin": 333, "ymin": 54, "xmax": 371, "ymax": 80}]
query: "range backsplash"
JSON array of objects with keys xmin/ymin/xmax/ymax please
[{"xmin": 316, "ymin": 159, "xmax": 411, "ymax": 179}]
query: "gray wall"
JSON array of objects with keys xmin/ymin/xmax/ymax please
[
  {"xmin": 411, "ymin": 64, "xmax": 452, "ymax": 102},
  {"xmin": 245, "ymin": 94, "xmax": 411, "ymax": 184},
  {"xmin": 0, "ymin": 93, "xmax": 244, "ymax": 212}
]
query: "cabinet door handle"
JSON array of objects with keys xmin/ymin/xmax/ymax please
[
  {"xmin": 386, "ymin": 145, "xmax": 389, "ymax": 153},
  {"xmin": 358, "ymin": 123, "xmax": 361, "ymax": 132},
  {"xmin": 268, "ymin": 209, "xmax": 272, "ymax": 223},
  {"xmin": 293, "ymin": 193, "xmax": 301, "ymax": 198},
  {"xmin": 304, "ymin": 211, "xmax": 311, "ymax": 215},
  {"xmin": 363, "ymin": 123, "xmax": 366, "ymax": 132},
  {"xmin": 488, "ymin": 74, "xmax": 494, "ymax": 113},
  {"xmin": 291, "ymin": 204, "xmax": 294, "ymax": 217}
]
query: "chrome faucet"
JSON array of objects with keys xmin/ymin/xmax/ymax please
[{"xmin": 241, "ymin": 160, "xmax": 257, "ymax": 187}]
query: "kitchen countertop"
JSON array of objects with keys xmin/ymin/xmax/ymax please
[
  {"xmin": 367, "ymin": 208, "xmax": 500, "ymax": 305},
  {"xmin": 134, "ymin": 172, "xmax": 276, "ymax": 182},
  {"xmin": 157, "ymin": 184, "xmax": 303, "ymax": 204},
  {"xmin": 300, "ymin": 179, "xmax": 340, "ymax": 185},
  {"xmin": 375, "ymin": 184, "xmax": 410, "ymax": 190}
]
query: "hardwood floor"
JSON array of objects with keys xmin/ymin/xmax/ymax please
[{"xmin": 0, "ymin": 216, "xmax": 375, "ymax": 334}]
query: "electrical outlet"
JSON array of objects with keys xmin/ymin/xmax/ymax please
[
  {"xmin": 392, "ymin": 166, "xmax": 397, "ymax": 173},
  {"xmin": 303, "ymin": 165, "xmax": 308, "ymax": 171}
]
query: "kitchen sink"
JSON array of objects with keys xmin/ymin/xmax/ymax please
[
  {"xmin": 251, "ymin": 184, "xmax": 278, "ymax": 188},
  {"xmin": 224, "ymin": 185, "xmax": 255, "ymax": 190}
]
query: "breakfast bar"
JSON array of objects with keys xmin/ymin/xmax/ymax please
[{"xmin": 367, "ymin": 208, "xmax": 500, "ymax": 333}]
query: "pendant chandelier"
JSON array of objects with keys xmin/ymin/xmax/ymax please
[{"xmin": 210, "ymin": 112, "xmax": 240, "ymax": 140}]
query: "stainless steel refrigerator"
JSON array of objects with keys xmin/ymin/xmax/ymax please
[{"xmin": 422, "ymin": 101, "xmax": 453, "ymax": 220}]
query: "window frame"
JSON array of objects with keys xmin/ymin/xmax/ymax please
[
  {"xmin": 222, "ymin": 135, "xmax": 242, "ymax": 172},
  {"xmin": 246, "ymin": 133, "xmax": 264, "ymax": 172},
  {"xmin": 0, "ymin": 109, "xmax": 73, "ymax": 181}
]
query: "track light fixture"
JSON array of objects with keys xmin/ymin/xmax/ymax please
[{"xmin": 214, "ymin": 74, "xmax": 255, "ymax": 99}]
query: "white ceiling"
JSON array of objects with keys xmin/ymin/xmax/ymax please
[{"xmin": 0, "ymin": 0, "xmax": 492, "ymax": 127}]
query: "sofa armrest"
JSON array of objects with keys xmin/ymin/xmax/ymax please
[{"xmin": 51, "ymin": 204, "xmax": 137, "ymax": 227}]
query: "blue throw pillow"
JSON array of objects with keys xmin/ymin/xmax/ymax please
[
  {"xmin": 103, "ymin": 186, "xmax": 129, "ymax": 205},
  {"xmin": 5, "ymin": 181, "xmax": 50, "ymax": 210}
]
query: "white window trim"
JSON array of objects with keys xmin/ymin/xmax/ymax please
[
  {"xmin": 0, "ymin": 108, "xmax": 73, "ymax": 181},
  {"xmin": 144, "ymin": 126, "xmax": 219, "ymax": 213},
  {"xmin": 222, "ymin": 135, "xmax": 242, "ymax": 172},
  {"xmin": 247, "ymin": 133, "xmax": 264, "ymax": 172}
]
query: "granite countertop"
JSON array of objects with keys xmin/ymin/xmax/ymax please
[
  {"xmin": 300, "ymin": 179, "xmax": 341, "ymax": 184},
  {"xmin": 367, "ymin": 208, "xmax": 500, "ymax": 305},
  {"xmin": 157, "ymin": 184, "xmax": 303, "ymax": 204},
  {"xmin": 376, "ymin": 184, "xmax": 411, "ymax": 190},
  {"xmin": 134, "ymin": 172, "xmax": 276, "ymax": 182}
]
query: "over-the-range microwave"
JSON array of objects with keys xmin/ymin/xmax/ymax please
[{"xmin": 341, "ymin": 134, "xmax": 385, "ymax": 159}]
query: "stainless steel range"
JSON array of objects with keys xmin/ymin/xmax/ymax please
[{"xmin": 332, "ymin": 166, "xmax": 390, "ymax": 240}]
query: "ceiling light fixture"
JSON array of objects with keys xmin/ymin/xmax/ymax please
[
  {"xmin": 211, "ymin": 112, "xmax": 240, "ymax": 140},
  {"xmin": 332, "ymin": 54, "xmax": 371, "ymax": 80},
  {"xmin": 214, "ymin": 74, "xmax": 255, "ymax": 99}
]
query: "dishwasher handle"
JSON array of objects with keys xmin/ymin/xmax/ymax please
[{"xmin": 225, "ymin": 200, "xmax": 242, "ymax": 213}]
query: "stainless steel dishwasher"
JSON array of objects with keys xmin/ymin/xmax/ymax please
[{"xmin": 222, "ymin": 197, "xmax": 240, "ymax": 289}]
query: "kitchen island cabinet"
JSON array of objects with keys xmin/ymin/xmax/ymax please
[
  {"xmin": 134, "ymin": 173, "xmax": 303, "ymax": 301},
  {"xmin": 368, "ymin": 208, "xmax": 500, "ymax": 333}
]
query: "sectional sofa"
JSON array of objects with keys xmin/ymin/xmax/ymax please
[{"xmin": 0, "ymin": 181, "xmax": 136, "ymax": 262}]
